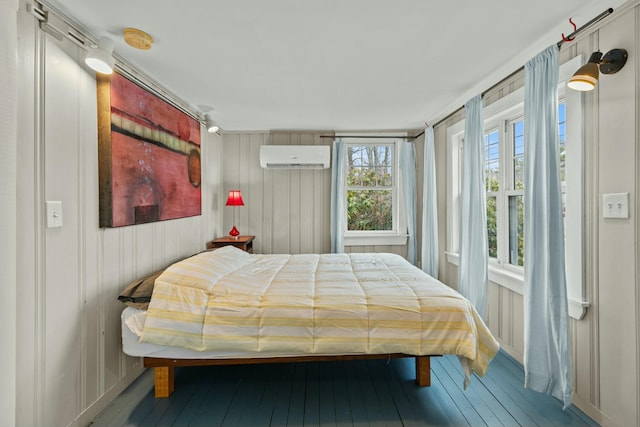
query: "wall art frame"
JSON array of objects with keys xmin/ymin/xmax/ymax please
[{"xmin": 97, "ymin": 72, "xmax": 201, "ymax": 227}]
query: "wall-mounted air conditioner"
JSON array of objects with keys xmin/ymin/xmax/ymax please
[{"xmin": 259, "ymin": 145, "xmax": 330, "ymax": 169}]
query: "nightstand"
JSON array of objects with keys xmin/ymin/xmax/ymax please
[{"xmin": 206, "ymin": 235, "xmax": 255, "ymax": 253}]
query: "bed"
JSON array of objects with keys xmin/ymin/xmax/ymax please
[{"xmin": 121, "ymin": 246, "xmax": 499, "ymax": 398}]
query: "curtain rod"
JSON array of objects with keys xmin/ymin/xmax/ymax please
[
  {"xmin": 431, "ymin": 7, "xmax": 614, "ymax": 129},
  {"xmin": 555, "ymin": 8, "xmax": 613, "ymax": 49},
  {"xmin": 319, "ymin": 134, "xmax": 423, "ymax": 140}
]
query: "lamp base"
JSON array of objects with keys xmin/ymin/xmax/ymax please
[{"xmin": 229, "ymin": 225, "xmax": 240, "ymax": 239}]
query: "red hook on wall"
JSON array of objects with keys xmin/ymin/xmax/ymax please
[{"xmin": 562, "ymin": 18, "xmax": 577, "ymax": 42}]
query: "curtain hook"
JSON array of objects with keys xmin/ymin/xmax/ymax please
[{"xmin": 561, "ymin": 18, "xmax": 577, "ymax": 42}]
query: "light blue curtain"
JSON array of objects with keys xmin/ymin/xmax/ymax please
[
  {"xmin": 330, "ymin": 139, "xmax": 346, "ymax": 253},
  {"xmin": 421, "ymin": 127, "xmax": 439, "ymax": 278},
  {"xmin": 523, "ymin": 45, "xmax": 572, "ymax": 409},
  {"xmin": 400, "ymin": 140, "xmax": 417, "ymax": 264},
  {"xmin": 458, "ymin": 95, "xmax": 488, "ymax": 318}
]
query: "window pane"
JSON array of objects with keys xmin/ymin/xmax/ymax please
[
  {"xmin": 347, "ymin": 190, "xmax": 392, "ymax": 231},
  {"xmin": 485, "ymin": 130, "xmax": 500, "ymax": 191},
  {"xmin": 512, "ymin": 120, "xmax": 524, "ymax": 190},
  {"xmin": 508, "ymin": 195, "xmax": 524, "ymax": 266},
  {"xmin": 347, "ymin": 145, "xmax": 393, "ymax": 187},
  {"xmin": 376, "ymin": 166, "xmax": 392, "ymax": 186},
  {"xmin": 487, "ymin": 196, "xmax": 497, "ymax": 258},
  {"xmin": 558, "ymin": 102, "xmax": 566, "ymax": 186}
]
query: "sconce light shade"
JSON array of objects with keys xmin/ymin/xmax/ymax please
[
  {"xmin": 568, "ymin": 49, "xmax": 628, "ymax": 91},
  {"xmin": 205, "ymin": 113, "xmax": 219, "ymax": 133},
  {"xmin": 85, "ymin": 36, "xmax": 115, "ymax": 74},
  {"xmin": 226, "ymin": 190, "xmax": 244, "ymax": 206},
  {"xmin": 567, "ymin": 52, "xmax": 601, "ymax": 91}
]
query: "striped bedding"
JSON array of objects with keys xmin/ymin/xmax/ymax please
[{"xmin": 140, "ymin": 246, "xmax": 499, "ymax": 378}]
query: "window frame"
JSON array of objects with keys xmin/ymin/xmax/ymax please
[
  {"xmin": 485, "ymin": 113, "xmax": 527, "ymax": 273},
  {"xmin": 342, "ymin": 138, "xmax": 407, "ymax": 246},
  {"xmin": 484, "ymin": 126, "xmax": 501, "ymax": 262},
  {"xmin": 504, "ymin": 116, "xmax": 525, "ymax": 268},
  {"xmin": 448, "ymin": 96, "xmax": 526, "ymax": 278},
  {"xmin": 445, "ymin": 55, "xmax": 588, "ymax": 319}
]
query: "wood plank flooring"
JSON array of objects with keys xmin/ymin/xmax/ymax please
[{"xmin": 89, "ymin": 351, "xmax": 599, "ymax": 427}]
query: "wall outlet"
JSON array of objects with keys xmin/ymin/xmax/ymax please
[{"xmin": 602, "ymin": 193, "xmax": 629, "ymax": 219}]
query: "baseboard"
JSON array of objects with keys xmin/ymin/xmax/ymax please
[
  {"xmin": 497, "ymin": 342, "xmax": 523, "ymax": 364},
  {"xmin": 571, "ymin": 394, "xmax": 620, "ymax": 427},
  {"xmin": 498, "ymin": 347, "xmax": 619, "ymax": 427},
  {"xmin": 68, "ymin": 365, "xmax": 145, "ymax": 427}
]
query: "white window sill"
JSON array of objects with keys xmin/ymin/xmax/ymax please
[
  {"xmin": 344, "ymin": 233, "xmax": 407, "ymax": 246},
  {"xmin": 445, "ymin": 251, "xmax": 589, "ymax": 320},
  {"xmin": 446, "ymin": 251, "xmax": 524, "ymax": 294}
]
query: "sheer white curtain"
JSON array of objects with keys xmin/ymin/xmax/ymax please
[
  {"xmin": 421, "ymin": 127, "xmax": 438, "ymax": 278},
  {"xmin": 523, "ymin": 45, "xmax": 572, "ymax": 409},
  {"xmin": 458, "ymin": 95, "xmax": 488, "ymax": 318},
  {"xmin": 330, "ymin": 139, "xmax": 346, "ymax": 253},
  {"xmin": 400, "ymin": 141, "xmax": 417, "ymax": 264}
]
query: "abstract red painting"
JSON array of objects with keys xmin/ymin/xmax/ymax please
[{"xmin": 97, "ymin": 72, "xmax": 201, "ymax": 227}]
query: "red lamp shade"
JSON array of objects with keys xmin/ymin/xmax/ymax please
[
  {"xmin": 225, "ymin": 190, "xmax": 244, "ymax": 206},
  {"xmin": 225, "ymin": 190, "xmax": 244, "ymax": 239}
]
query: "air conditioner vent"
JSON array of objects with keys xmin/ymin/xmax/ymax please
[{"xmin": 260, "ymin": 145, "xmax": 330, "ymax": 169}]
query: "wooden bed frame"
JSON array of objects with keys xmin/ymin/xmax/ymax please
[{"xmin": 144, "ymin": 353, "xmax": 433, "ymax": 398}]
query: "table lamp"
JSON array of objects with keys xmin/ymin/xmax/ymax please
[{"xmin": 225, "ymin": 189, "xmax": 244, "ymax": 239}]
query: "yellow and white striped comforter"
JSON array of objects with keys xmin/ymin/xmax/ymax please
[{"xmin": 141, "ymin": 246, "xmax": 499, "ymax": 377}]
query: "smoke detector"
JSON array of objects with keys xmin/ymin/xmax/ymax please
[{"xmin": 123, "ymin": 28, "xmax": 153, "ymax": 50}]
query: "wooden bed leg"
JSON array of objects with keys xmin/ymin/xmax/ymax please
[
  {"xmin": 154, "ymin": 366, "xmax": 175, "ymax": 398},
  {"xmin": 415, "ymin": 356, "xmax": 431, "ymax": 386}
]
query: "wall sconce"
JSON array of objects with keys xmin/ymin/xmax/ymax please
[
  {"xmin": 205, "ymin": 113, "xmax": 219, "ymax": 133},
  {"xmin": 568, "ymin": 49, "xmax": 628, "ymax": 91},
  {"xmin": 225, "ymin": 190, "xmax": 245, "ymax": 238},
  {"xmin": 85, "ymin": 36, "xmax": 115, "ymax": 74}
]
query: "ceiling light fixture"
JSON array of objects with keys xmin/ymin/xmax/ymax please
[
  {"xmin": 85, "ymin": 36, "xmax": 115, "ymax": 74},
  {"xmin": 123, "ymin": 28, "xmax": 154, "ymax": 50},
  {"xmin": 568, "ymin": 49, "xmax": 628, "ymax": 91},
  {"xmin": 205, "ymin": 113, "xmax": 219, "ymax": 133}
]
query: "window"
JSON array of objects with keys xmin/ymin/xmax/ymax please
[
  {"xmin": 342, "ymin": 139, "xmax": 406, "ymax": 246},
  {"xmin": 485, "ymin": 128, "xmax": 500, "ymax": 260},
  {"xmin": 481, "ymin": 114, "xmax": 525, "ymax": 271},
  {"xmin": 508, "ymin": 119, "xmax": 525, "ymax": 267},
  {"xmin": 446, "ymin": 56, "xmax": 587, "ymax": 319},
  {"xmin": 346, "ymin": 144, "xmax": 394, "ymax": 231},
  {"xmin": 558, "ymin": 102, "xmax": 567, "ymax": 218},
  {"xmin": 457, "ymin": 105, "xmax": 562, "ymax": 272}
]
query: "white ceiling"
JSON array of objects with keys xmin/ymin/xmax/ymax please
[{"xmin": 45, "ymin": 0, "xmax": 623, "ymax": 131}]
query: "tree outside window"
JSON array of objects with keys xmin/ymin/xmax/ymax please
[
  {"xmin": 346, "ymin": 144, "xmax": 394, "ymax": 231},
  {"xmin": 485, "ymin": 130, "xmax": 500, "ymax": 259}
]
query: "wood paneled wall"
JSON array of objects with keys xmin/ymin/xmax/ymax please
[
  {"xmin": 0, "ymin": 1, "xmax": 18, "ymax": 426},
  {"xmin": 221, "ymin": 132, "xmax": 409, "ymax": 257},
  {"xmin": 14, "ymin": 8, "xmax": 223, "ymax": 426},
  {"xmin": 221, "ymin": 132, "xmax": 331, "ymax": 254},
  {"xmin": 435, "ymin": 3, "xmax": 640, "ymax": 426}
]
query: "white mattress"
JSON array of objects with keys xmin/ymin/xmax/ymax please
[
  {"xmin": 123, "ymin": 307, "xmax": 205, "ymax": 358},
  {"xmin": 122, "ymin": 306, "xmax": 364, "ymax": 359}
]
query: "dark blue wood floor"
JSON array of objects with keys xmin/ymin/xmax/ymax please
[{"xmin": 90, "ymin": 351, "xmax": 599, "ymax": 427}]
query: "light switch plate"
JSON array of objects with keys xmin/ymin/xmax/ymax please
[
  {"xmin": 46, "ymin": 201, "xmax": 63, "ymax": 228},
  {"xmin": 602, "ymin": 193, "xmax": 629, "ymax": 219}
]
